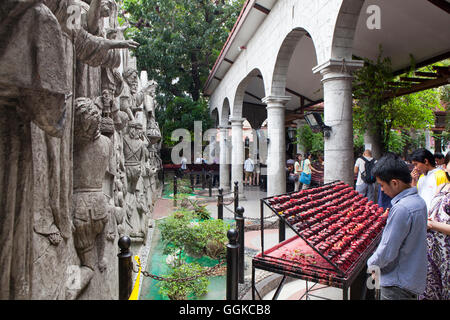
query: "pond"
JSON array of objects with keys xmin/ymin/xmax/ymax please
[{"xmin": 140, "ymin": 219, "xmax": 230, "ymax": 300}]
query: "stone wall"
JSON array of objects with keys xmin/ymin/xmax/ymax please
[{"xmin": 0, "ymin": 0, "xmax": 161, "ymax": 300}]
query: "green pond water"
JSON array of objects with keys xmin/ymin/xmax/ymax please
[{"xmin": 140, "ymin": 220, "xmax": 232, "ymax": 300}]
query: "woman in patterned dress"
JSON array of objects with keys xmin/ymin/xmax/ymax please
[{"xmin": 420, "ymin": 152, "xmax": 450, "ymax": 300}]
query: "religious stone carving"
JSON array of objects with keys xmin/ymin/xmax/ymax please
[
  {"xmin": 0, "ymin": 0, "xmax": 163, "ymax": 300},
  {"xmin": 67, "ymin": 97, "xmax": 112, "ymax": 299},
  {"xmin": 123, "ymin": 120, "xmax": 146, "ymax": 194}
]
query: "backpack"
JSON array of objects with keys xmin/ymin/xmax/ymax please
[{"xmin": 360, "ymin": 157, "xmax": 376, "ymax": 184}]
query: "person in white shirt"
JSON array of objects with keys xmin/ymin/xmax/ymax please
[
  {"xmin": 252, "ymin": 158, "xmax": 261, "ymax": 186},
  {"xmin": 410, "ymin": 148, "xmax": 448, "ymax": 211},
  {"xmin": 244, "ymin": 156, "xmax": 254, "ymax": 186},
  {"xmin": 354, "ymin": 149, "xmax": 376, "ymax": 202},
  {"xmin": 294, "ymin": 154, "xmax": 303, "ymax": 191}
]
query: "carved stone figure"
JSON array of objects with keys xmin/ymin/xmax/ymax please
[
  {"xmin": 0, "ymin": 0, "xmax": 71, "ymax": 300},
  {"xmin": 0, "ymin": 0, "xmax": 162, "ymax": 300},
  {"xmin": 67, "ymin": 97, "xmax": 112, "ymax": 299},
  {"xmin": 123, "ymin": 120, "xmax": 146, "ymax": 194}
]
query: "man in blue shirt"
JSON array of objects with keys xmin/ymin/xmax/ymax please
[{"xmin": 367, "ymin": 153, "xmax": 428, "ymax": 300}]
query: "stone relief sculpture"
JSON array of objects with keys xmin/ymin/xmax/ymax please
[
  {"xmin": 67, "ymin": 97, "xmax": 112, "ymax": 299},
  {"xmin": 0, "ymin": 0, "xmax": 72, "ymax": 300},
  {"xmin": 123, "ymin": 121, "xmax": 147, "ymax": 242},
  {"xmin": 0, "ymin": 0, "xmax": 162, "ymax": 300}
]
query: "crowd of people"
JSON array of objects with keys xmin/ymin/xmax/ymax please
[
  {"xmin": 359, "ymin": 148, "xmax": 450, "ymax": 300},
  {"xmin": 286, "ymin": 153, "xmax": 324, "ymax": 191}
]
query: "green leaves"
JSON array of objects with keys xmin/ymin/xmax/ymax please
[
  {"xmin": 122, "ymin": 0, "xmax": 244, "ymax": 102},
  {"xmin": 352, "ymin": 46, "xmax": 442, "ymax": 152},
  {"xmin": 120, "ymin": 0, "xmax": 244, "ymax": 147},
  {"xmin": 157, "ymin": 262, "xmax": 210, "ymax": 300},
  {"xmin": 296, "ymin": 124, "xmax": 324, "ymax": 155}
]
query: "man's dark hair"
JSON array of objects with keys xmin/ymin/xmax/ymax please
[
  {"xmin": 409, "ymin": 148, "xmax": 436, "ymax": 167},
  {"xmin": 434, "ymin": 152, "xmax": 444, "ymax": 160},
  {"xmin": 372, "ymin": 153, "xmax": 412, "ymax": 184}
]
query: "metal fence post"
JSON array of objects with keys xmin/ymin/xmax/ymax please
[
  {"xmin": 235, "ymin": 206, "xmax": 245, "ymax": 284},
  {"xmin": 173, "ymin": 175, "xmax": 178, "ymax": 206},
  {"xmin": 279, "ymin": 219, "xmax": 285, "ymax": 243},
  {"xmin": 190, "ymin": 172, "xmax": 195, "ymax": 192},
  {"xmin": 208, "ymin": 173, "xmax": 212, "ymax": 197},
  {"xmin": 226, "ymin": 229, "xmax": 239, "ymax": 300},
  {"xmin": 233, "ymin": 181, "xmax": 239, "ymax": 213},
  {"xmin": 217, "ymin": 187, "xmax": 224, "ymax": 220},
  {"xmin": 118, "ymin": 236, "xmax": 132, "ymax": 300}
]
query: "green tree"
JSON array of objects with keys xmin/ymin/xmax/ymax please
[
  {"xmin": 296, "ymin": 125, "xmax": 324, "ymax": 156},
  {"xmin": 121, "ymin": 0, "xmax": 244, "ymax": 102},
  {"xmin": 157, "ymin": 96, "xmax": 213, "ymax": 147},
  {"xmin": 120, "ymin": 0, "xmax": 244, "ymax": 150},
  {"xmin": 353, "ymin": 47, "xmax": 442, "ymax": 154}
]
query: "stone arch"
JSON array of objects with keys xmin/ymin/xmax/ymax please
[
  {"xmin": 220, "ymin": 98, "xmax": 231, "ymax": 126},
  {"xmin": 210, "ymin": 107, "xmax": 219, "ymax": 128},
  {"xmin": 232, "ymin": 68, "xmax": 264, "ymax": 119},
  {"xmin": 330, "ymin": 0, "xmax": 365, "ymax": 60},
  {"xmin": 270, "ymin": 27, "xmax": 319, "ymax": 97}
]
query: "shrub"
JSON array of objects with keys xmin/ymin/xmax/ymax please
[{"xmin": 157, "ymin": 262, "xmax": 209, "ymax": 300}]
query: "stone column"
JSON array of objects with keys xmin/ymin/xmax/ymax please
[
  {"xmin": 313, "ymin": 59, "xmax": 364, "ymax": 186},
  {"xmin": 219, "ymin": 125, "xmax": 231, "ymax": 190},
  {"xmin": 230, "ymin": 117, "xmax": 245, "ymax": 197},
  {"xmin": 262, "ymin": 96, "xmax": 291, "ymax": 197}
]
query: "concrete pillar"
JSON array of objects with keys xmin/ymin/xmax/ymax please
[
  {"xmin": 313, "ymin": 59, "xmax": 364, "ymax": 186},
  {"xmin": 262, "ymin": 96, "xmax": 291, "ymax": 197},
  {"xmin": 229, "ymin": 117, "xmax": 245, "ymax": 196},
  {"xmin": 219, "ymin": 125, "xmax": 231, "ymax": 190}
]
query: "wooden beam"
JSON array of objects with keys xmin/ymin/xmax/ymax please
[
  {"xmin": 399, "ymin": 77, "xmax": 430, "ymax": 83},
  {"xmin": 387, "ymin": 81, "xmax": 411, "ymax": 87},
  {"xmin": 293, "ymin": 99, "xmax": 324, "ymax": 112},
  {"xmin": 392, "ymin": 51, "xmax": 450, "ymax": 76},
  {"xmin": 245, "ymin": 90, "xmax": 262, "ymax": 102},
  {"xmin": 434, "ymin": 66, "xmax": 450, "ymax": 75},
  {"xmin": 415, "ymin": 71, "xmax": 438, "ymax": 78},
  {"xmin": 427, "ymin": 0, "xmax": 450, "ymax": 14},
  {"xmin": 285, "ymin": 88, "xmax": 314, "ymax": 103},
  {"xmin": 255, "ymin": 74, "xmax": 316, "ymax": 104},
  {"xmin": 253, "ymin": 3, "xmax": 271, "ymax": 15},
  {"xmin": 384, "ymin": 76, "xmax": 450, "ymax": 99}
]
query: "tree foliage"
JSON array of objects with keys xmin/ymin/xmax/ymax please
[
  {"xmin": 157, "ymin": 96, "xmax": 213, "ymax": 147},
  {"xmin": 352, "ymin": 47, "xmax": 442, "ymax": 152},
  {"xmin": 296, "ymin": 125, "xmax": 324, "ymax": 156},
  {"xmin": 122, "ymin": 0, "xmax": 244, "ymax": 102},
  {"xmin": 120, "ymin": 0, "xmax": 244, "ymax": 149}
]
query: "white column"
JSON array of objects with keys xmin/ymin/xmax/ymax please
[
  {"xmin": 219, "ymin": 125, "xmax": 231, "ymax": 190},
  {"xmin": 230, "ymin": 117, "xmax": 245, "ymax": 196},
  {"xmin": 313, "ymin": 59, "xmax": 364, "ymax": 186},
  {"xmin": 262, "ymin": 96, "xmax": 290, "ymax": 197}
]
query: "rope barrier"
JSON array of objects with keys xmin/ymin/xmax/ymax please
[{"xmin": 128, "ymin": 256, "xmax": 141, "ymax": 300}]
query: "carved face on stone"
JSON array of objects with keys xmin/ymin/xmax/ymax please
[
  {"xmin": 74, "ymin": 98, "xmax": 101, "ymax": 141},
  {"xmin": 124, "ymin": 69, "xmax": 139, "ymax": 94},
  {"xmin": 101, "ymin": 89, "xmax": 113, "ymax": 110},
  {"xmin": 100, "ymin": 0, "xmax": 115, "ymax": 17},
  {"xmin": 128, "ymin": 122, "xmax": 143, "ymax": 140}
]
